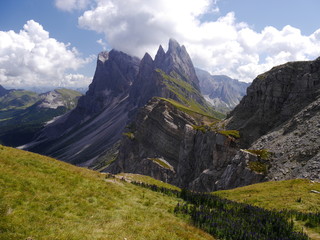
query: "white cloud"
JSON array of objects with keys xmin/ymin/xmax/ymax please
[
  {"xmin": 97, "ymin": 38, "xmax": 107, "ymax": 50},
  {"xmin": 55, "ymin": 0, "xmax": 93, "ymax": 11},
  {"xmin": 76, "ymin": 0, "xmax": 320, "ymax": 82},
  {"xmin": 79, "ymin": 0, "xmax": 217, "ymax": 57},
  {"xmin": 0, "ymin": 20, "xmax": 93, "ymax": 89}
]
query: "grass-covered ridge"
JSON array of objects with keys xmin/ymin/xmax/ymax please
[
  {"xmin": 156, "ymin": 69, "xmax": 225, "ymax": 120},
  {"xmin": 0, "ymin": 145, "xmax": 213, "ymax": 240},
  {"xmin": 54, "ymin": 88, "xmax": 83, "ymax": 110}
]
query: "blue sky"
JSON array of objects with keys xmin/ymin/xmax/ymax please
[{"xmin": 1, "ymin": 0, "xmax": 320, "ymax": 90}]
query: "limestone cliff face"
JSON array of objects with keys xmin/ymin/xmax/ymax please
[
  {"xmin": 108, "ymin": 98, "xmax": 266, "ymax": 192},
  {"xmin": 227, "ymin": 57, "xmax": 320, "ymax": 182},
  {"xmin": 227, "ymin": 57, "xmax": 320, "ymax": 147}
]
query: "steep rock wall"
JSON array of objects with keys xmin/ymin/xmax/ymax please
[{"xmin": 108, "ymin": 98, "xmax": 266, "ymax": 191}]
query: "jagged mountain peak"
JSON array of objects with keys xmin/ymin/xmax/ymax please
[
  {"xmin": 154, "ymin": 39, "xmax": 200, "ymax": 89},
  {"xmin": 87, "ymin": 49, "xmax": 140, "ymax": 98},
  {"xmin": 141, "ymin": 52, "xmax": 153, "ymax": 65},
  {"xmin": 154, "ymin": 45, "xmax": 166, "ymax": 66},
  {"xmin": 168, "ymin": 38, "xmax": 181, "ymax": 52}
]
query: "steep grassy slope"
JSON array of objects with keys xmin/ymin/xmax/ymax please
[
  {"xmin": 215, "ymin": 179, "xmax": 320, "ymax": 239},
  {"xmin": 157, "ymin": 69, "xmax": 225, "ymax": 120},
  {"xmin": 0, "ymin": 146, "xmax": 213, "ymax": 240}
]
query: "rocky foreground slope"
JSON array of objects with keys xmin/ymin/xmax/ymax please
[{"xmin": 227, "ymin": 58, "xmax": 320, "ymax": 182}]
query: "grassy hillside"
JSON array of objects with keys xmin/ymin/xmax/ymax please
[
  {"xmin": 215, "ymin": 179, "xmax": 320, "ymax": 213},
  {"xmin": 215, "ymin": 179, "xmax": 320, "ymax": 239},
  {"xmin": 0, "ymin": 145, "xmax": 213, "ymax": 240},
  {"xmin": 0, "ymin": 90, "xmax": 39, "ymax": 110}
]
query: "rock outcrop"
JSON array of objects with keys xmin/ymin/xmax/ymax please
[
  {"xmin": 227, "ymin": 57, "xmax": 320, "ymax": 182},
  {"xmin": 38, "ymin": 89, "xmax": 82, "ymax": 110},
  {"xmin": 108, "ymin": 98, "xmax": 266, "ymax": 191}
]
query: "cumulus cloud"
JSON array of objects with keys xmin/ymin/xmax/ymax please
[
  {"xmin": 55, "ymin": 0, "xmax": 93, "ymax": 11},
  {"xmin": 0, "ymin": 20, "xmax": 93, "ymax": 89},
  {"xmin": 77, "ymin": 0, "xmax": 320, "ymax": 82},
  {"xmin": 79, "ymin": 0, "xmax": 218, "ymax": 57}
]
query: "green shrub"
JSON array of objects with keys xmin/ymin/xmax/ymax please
[
  {"xmin": 123, "ymin": 132, "xmax": 134, "ymax": 140},
  {"xmin": 218, "ymin": 130, "xmax": 240, "ymax": 139},
  {"xmin": 148, "ymin": 158, "xmax": 173, "ymax": 171},
  {"xmin": 192, "ymin": 125, "xmax": 207, "ymax": 133},
  {"xmin": 248, "ymin": 161, "xmax": 268, "ymax": 174}
]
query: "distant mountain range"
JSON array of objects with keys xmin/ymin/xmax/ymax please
[
  {"xmin": 196, "ymin": 68, "xmax": 249, "ymax": 112},
  {"xmin": 0, "ymin": 87, "xmax": 82, "ymax": 147}
]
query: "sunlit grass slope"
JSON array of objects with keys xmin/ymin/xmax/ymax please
[
  {"xmin": 215, "ymin": 179, "xmax": 320, "ymax": 239},
  {"xmin": 117, "ymin": 173, "xmax": 180, "ymax": 191},
  {"xmin": 0, "ymin": 145, "xmax": 213, "ymax": 240},
  {"xmin": 215, "ymin": 179, "xmax": 320, "ymax": 213}
]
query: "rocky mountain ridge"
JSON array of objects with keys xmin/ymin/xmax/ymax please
[{"xmin": 196, "ymin": 68, "xmax": 249, "ymax": 112}]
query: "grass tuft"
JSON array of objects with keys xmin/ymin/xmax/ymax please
[{"xmin": 244, "ymin": 149, "xmax": 271, "ymax": 160}]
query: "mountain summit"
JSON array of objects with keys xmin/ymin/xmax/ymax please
[{"xmin": 155, "ymin": 38, "xmax": 199, "ymax": 89}]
